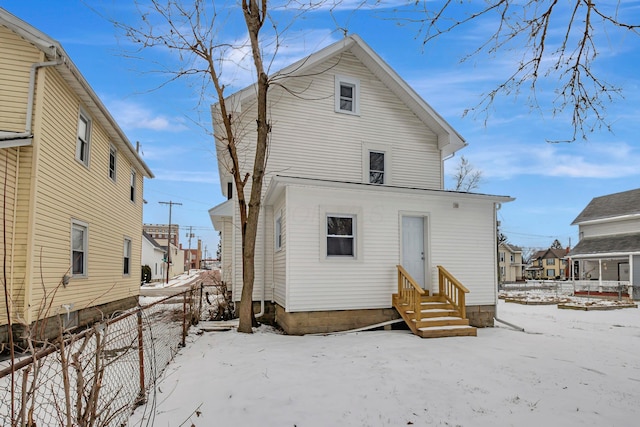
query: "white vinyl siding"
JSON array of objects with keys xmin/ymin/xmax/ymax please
[
  {"xmin": 273, "ymin": 194, "xmax": 287, "ymax": 307},
  {"xmin": 579, "ymin": 218, "xmax": 640, "ymax": 239},
  {"xmin": 226, "ymin": 51, "xmax": 441, "ymax": 193},
  {"xmin": 283, "ymin": 184, "xmax": 498, "ymax": 312}
]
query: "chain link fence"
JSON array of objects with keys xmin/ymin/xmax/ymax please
[{"xmin": 0, "ymin": 278, "xmax": 227, "ymax": 427}]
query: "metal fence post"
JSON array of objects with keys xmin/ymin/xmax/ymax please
[
  {"xmin": 136, "ymin": 310, "xmax": 146, "ymax": 404},
  {"xmin": 182, "ymin": 293, "xmax": 187, "ymax": 347}
]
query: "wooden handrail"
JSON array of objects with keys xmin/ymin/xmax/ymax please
[
  {"xmin": 437, "ymin": 265, "xmax": 469, "ymax": 319},
  {"xmin": 396, "ymin": 265, "xmax": 425, "ymax": 295},
  {"xmin": 396, "ymin": 265, "xmax": 425, "ymax": 324}
]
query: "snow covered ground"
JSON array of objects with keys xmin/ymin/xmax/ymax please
[{"xmin": 129, "ymin": 300, "xmax": 639, "ymax": 427}]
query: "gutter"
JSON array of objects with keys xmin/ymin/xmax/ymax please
[{"xmin": 0, "ymin": 58, "xmax": 62, "ymax": 143}]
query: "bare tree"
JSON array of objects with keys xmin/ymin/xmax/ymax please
[
  {"xmin": 411, "ymin": 0, "xmax": 640, "ymax": 141},
  {"xmin": 112, "ymin": 0, "xmax": 272, "ymax": 333},
  {"xmin": 451, "ymin": 155, "xmax": 482, "ymax": 192}
]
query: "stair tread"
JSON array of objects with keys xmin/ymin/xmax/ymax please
[
  {"xmin": 418, "ymin": 316, "xmax": 466, "ymax": 322},
  {"xmin": 419, "ymin": 325, "xmax": 475, "ymax": 331}
]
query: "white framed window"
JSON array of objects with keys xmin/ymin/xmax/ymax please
[
  {"xmin": 130, "ymin": 169, "xmax": 136, "ymax": 202},
  {"xmin": 76, "ymin": 109, "xmax": 91, "ymax": 167},
  {"xmin": 362, "ymin": 143, "xmax": 392, "ymax": 185},
  {"xmin": 326, "ymin": 215, "xmax": 355, "ymax": 257},
  {"xmin": 275, "ymin": 213, "xmax": 283, "ymax": 251},
  {"xmin": 499, "ymin": 252, "xmax": 505, "ymax": 262},
  {"xmin": 546, "ymin": 269, "xmax": 555, "ymax": 277},
  {"xmin": 500, "ymin": 266, "xmax": 505, "ymax": 276},
  {"xmin": 335, "ymin": 75, "xmax": 360, "ymax": 115},
  {"xmin": 510, "ymin": 254, "xmax": 515, "ymax": 262},
  {"xmin": 369, "ymin": 151, "xmax": 385, "ymax": 184},
  {"xmin": 71, "ymin": 220, "xmax": 88, "ymax": 277},
  {"xmin": 123, "ymin": 238, "xmax": 132, "ymax": 275},
  {"xmin": 546, "ymin": 258, "xmax": 554, "ymax": 265},
  {"xmin": 109, "ymin": 145, "xmax": 117, "ymax": 181}
]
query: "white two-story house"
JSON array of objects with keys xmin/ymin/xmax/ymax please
[
  {"xmin": 569, "ymin": 188, "xmax": 640, "ymax": 299},
  {"xmin": 209, "ymin": 35, "xmax": 513, "ymax": 336}
]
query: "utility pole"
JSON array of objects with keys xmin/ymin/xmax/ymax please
[
  {"xmin": 186, "ymin": 226, "xmax": 194, "ymax": 273},
  {"xmin": 159, "ymin": 201, "xmax": 182, "ymax": 284}
]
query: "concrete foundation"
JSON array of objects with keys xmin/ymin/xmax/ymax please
[{"xmin": 2, "ymin": 296, "xmax": 138, "ymax": 352}]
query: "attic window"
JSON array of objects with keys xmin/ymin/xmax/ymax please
[{"xmin": 335, "ymin": 75, "xmax": 360, "ymax": 115}]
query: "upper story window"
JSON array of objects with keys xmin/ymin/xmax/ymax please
[
  {"xmin": 335, "ymin": 75, "xmax": 360, "ymax": 115},
  {"xmin": 369, "ymin": 151, "xmax": 385, "ymax": 184},
  {"xmin": 510, "ymin": 254, "xmax": 515, "ymax": 262},
  {"xmin": 71, "ymin": 220, "xmax": 88, "ymax": 277},
  {"xmin": 499, "ymin": 252, "xmax": 505, "ymax": 262},
  {"xmin": 362, "ymin": 143, "xmax": 391, "ymax": 185},
  {"xmin": 109, "ymin": 145, "xmax": 117, "ymax": 181},
  {"xmin": 546, "ymin": 258, "xmax": 554, "ymax": 265},
  {"xmin": 130, "ymin": 169, "xmax": 136, "ymax": 202},
  {"xmin": 76, "ymin": 110, "xmax": 91, "ymax": 167}
]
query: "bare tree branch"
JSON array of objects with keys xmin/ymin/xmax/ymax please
[{"xmin": 412, "ymin": 0, "xmax": 639, "ymax": 141}]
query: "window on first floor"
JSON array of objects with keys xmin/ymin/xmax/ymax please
[
  {"xmin": 546, "ymin": 268, "xmax": 555, "ymax": 277},
  {"xmin": 123, "ymin": 238, "xmax": 132, "ymax": 275},
  {"xmin": 71, "ymin": 220, "xmax": 88, "ymax": 276},
  {"xmin": 275, "ymin": 213, "xmax": 283, "ymax": 251},
  {"xmin": 327, "ymin": 215, "xmax": 355, "ymax": 257}
]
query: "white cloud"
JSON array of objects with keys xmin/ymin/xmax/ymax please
[
  {"xmin": 459, "ymin": 141, "xmax": 640, "ymax": 180},
  {"xmin": 152, "ymin": 169, "xmax": 219, "ymax": 184},
  {"xmin": 105, "ymin": 98, "xmax": 189, "ymax": 132}
]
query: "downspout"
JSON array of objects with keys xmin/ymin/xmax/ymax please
[
  {"xmin": 0, "ymin": 59, "xmax": 62, "ymax": 142},
  {"xmin": 493, "ymin": 202, "xmax": 525, "ymax": 332},
  {"xmin": 441, "ymin": 152, "xmax": 455, "ymax": 190},
  {"xmin": 22, "ymin": 58, "xmax": 63, "ymax": 327}
]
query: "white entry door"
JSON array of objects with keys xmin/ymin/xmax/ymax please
[{"xmin": 402, "ymin": 216, "xmax": 426, "ymax": 289}]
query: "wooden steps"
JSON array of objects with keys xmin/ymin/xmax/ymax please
[{"xmin": 393, "ymin": 294, "xmax": 477, "ymax": 339}]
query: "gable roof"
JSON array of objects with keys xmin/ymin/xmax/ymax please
[
  {"xmin": 220, "ymin": 34, "xmax": 466, "ymax": 155},
  {"xmin": 142, "ymin": 231, "xmax": 164, "ymax": 249},
  {"xmin": 532, "ymin": 248, "xmax": 566, "ymax": 260},
  {"xmin": 499, "ymin": 242, "xmax": 522, "ymax": 253},
  {"xmin": 571, "ymin": 188, "xmax": 640, "ymax": 225},
  {"xmin": 0, "ymin": 8, "xmax": 153, "ymax": 178}
]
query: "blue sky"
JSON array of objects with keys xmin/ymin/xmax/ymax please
[{"xmin": 3, "ymin": 1, "xmax": 639, "ymax": 255}]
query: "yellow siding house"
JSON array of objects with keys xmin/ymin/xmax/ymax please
[{"xmin": 0, "ymin": 9, "xmax": 153, "ymax": 348}]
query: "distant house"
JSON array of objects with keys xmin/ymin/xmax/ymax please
[
  {"xmin": 0, "ymin": 9, "xmax": 153, "ymax": 347},
  {"xmin": 209, "ymin": 35, "xmax": 513, "ymax": 337},
  {"xmin": 183, "ymin": 239, "xmax": 202, "ymax": 271},
  {"xmin": 568, "ymin": 188, "xmax": 640, "ymax": 299},
  {"xmin": 142, "ymin": 231, "xmax": 165, "ymax": 282},
  {"xmin": 526, "ymin": 246, "xmax": 568, "ymax": 280},
  {"xmin": 498, "ymin": 243, "xmax": 524, "ymax": 283}
]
